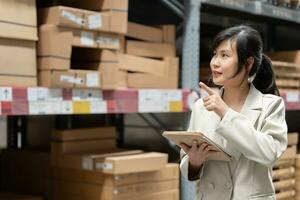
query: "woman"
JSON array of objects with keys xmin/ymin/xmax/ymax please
[{"xmin": 180, "ymin": 25, "xmax": 287, "ymax": 200}]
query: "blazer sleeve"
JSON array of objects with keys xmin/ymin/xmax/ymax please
[
  {"xmin": 180, "ymin": 100, "xmax": 204, "ymax": 181},
  {"xmin": 215, "ymin": 96, "xmax": 287, "ymax": 167}
]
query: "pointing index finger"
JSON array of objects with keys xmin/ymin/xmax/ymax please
[{"xmin": 199, "ymin": 82, "xmax": 215, "ymax": 95}]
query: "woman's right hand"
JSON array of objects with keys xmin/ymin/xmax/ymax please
[{"xmin": 180, "ymin": 140, "xmax": 212, "ymax": 168}]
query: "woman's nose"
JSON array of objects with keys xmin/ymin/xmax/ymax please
[{"xmin": 211, "ymin": 57, "xmax": 220, "ymax": 68}]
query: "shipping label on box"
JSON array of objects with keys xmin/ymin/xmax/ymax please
[
  {"xmin": 0, "ymin": 87, "xmax": 12, "ymax": 101},
  {"xmin": 29, "ymin": 101, "xmax": 61, "ymax": 115},
  {"xmin": 27, "ymin": 88, "xmax": 63, "ymax": 101},
  {"xmin": 61, "ymin": 100, "xmax": 73, "ymax": 114},
  {"xmin": 72, "ymin": 89, "xmax": 103, "ymax": 101},
  {"xmin": 139, "ymin": 90, "xmax": 167, "ymax": 112},
  {"xmin": 90, "ymin": 100, "xmax": 107, "ymax": 113}
]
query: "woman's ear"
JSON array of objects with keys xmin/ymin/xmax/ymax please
[{"xmin": 246, "ymin": 57, "xmax": 254, "ymax": 73}]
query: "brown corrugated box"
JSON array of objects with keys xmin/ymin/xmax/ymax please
[
  {"xmin": 108, "ymin": 10, "xmax": 128, "ymax": 34},
  {"xmin": 51, "ymin": 139, "xmax": 116, "ymax": 154},
  {"xmin": 0, "ymin": 192, "xmax": 43, "ymax": 200},
  {"xmin": 267, "ymin": 51, "xmax": 300, "ymax": 65},
  {"xmin": 53, "ymin": 163, "xmax": 179, "ymax": 186},
  {"xmin": 38, "ymin": 70, "xmax": 77, "ymax": 88},
  {"xmin": 0, "ymin": 0, "xmax": 37, "ymax": 41},
  {"xmin": 0, "ymin": 38, "xmax": 36, "ymax": 76},
  {"xmin": 84, "ymin": 10, "xmax": 110, "ymax": 32},
  {"xmin": 52, "ymin": 149, "xmax": 142, "ymax": 170},
  {"xmin": 38, "ymin": 24, "xmax": 121, "ymax": 54},
  {"xmin": 127, "ymin": 57, "xmax": 179, "ymax": 89},
  {"xmin": 0, "ymin": 75, "xmax": 37, "ymax": 87},
  {"xmin": 100, "ymin": 62, "xmax": 127, "ymax": 89},
  {"xmin": 99, "ymin": 152, "xmax": 168, "ymax": 174},
  {"xmin": 74, "ymin": 70, "xmax": 101, "ymax": 88},
  {"xmin": 126, "ymin": 40, "xmax": 176, "ymax": 58},
  {"xmin": 127, "ymin": 22, "xmax": 163, "ymax": 43},
  {"xmin": 38, "ymin": 6, "xmax": 85, "ymax": 29},
  {"xmin": 52, "ymin": 127, "xmax": 116, "ymax": 141},
  {"xmin": 54, "ymin": 179, "xmax": 178, "ymax": 200},
  {"xmin": 38, "ymin": 56, "xmax": 70, "ymax": 71},
  {"xmin": 118, "ymin": 53, "xmax": 167, "ymax": 76},
  {"xmin": 162, "ymin": 25, "xmax": 176, "ymax": 44},
  {"xmin": 127, "ymin": 74, "xmax": 178, "ymax": 89}
]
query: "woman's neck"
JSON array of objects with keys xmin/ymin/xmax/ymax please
[{"xmin": 222, "ymin": 81, "xmax": 250, "ymax": 111}]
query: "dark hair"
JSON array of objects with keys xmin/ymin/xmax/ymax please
[{"xmin": 209, "ymin": 25, "xmax": 279, "ymax": 96}]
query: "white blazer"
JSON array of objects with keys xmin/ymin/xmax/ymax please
[{"xmin": 180, "ymin": 84, "xmax": 287, "ymax": 200}]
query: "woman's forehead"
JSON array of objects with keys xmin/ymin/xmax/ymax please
[{"xmin": 215, "ymin": 39, "xmax": 236, "ymax": 52}]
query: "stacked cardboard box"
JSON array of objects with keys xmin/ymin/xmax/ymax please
[
  {"xmin": 122, "ymin": 22, "xmax": 179, "ymax": 89},
  {"xmin": 296, "ymin": 154, "xmax": 300, "ymax": 200},
  {"xmin": 0, "ymin": 0, "xmax": 38, "ymax": 86},
  {"xmin": 37, "ymin": 0, "xmax": 128, "ymax": 88},
  {"xmin": 1, "ymin": 126, "xmax": 177, "ymax": 200},
  {"xmin": 0, "ymin": 192, "xmax": 43, "ymax": 200},
  {"xmin": 273, "ymin": 133, "xmax": 298, "ymax": 200},
  {"xmin": 267, "ymin": 51, "xmax": 300, "ymax": 89},
  {"xmin": 291, "ymin": 0, "xmax": 300, "ymax": 9}
]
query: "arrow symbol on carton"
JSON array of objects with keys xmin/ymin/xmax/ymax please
[{"xmin": 3, "ymin": 89, "xmax": 9, "ymax": 99}]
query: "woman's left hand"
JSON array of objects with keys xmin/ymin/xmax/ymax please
[{"xmin": 199, "ymin": 82, "xmax": 229, "ymax": 118}]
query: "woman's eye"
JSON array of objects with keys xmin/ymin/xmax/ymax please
[{"xmin": 222, "ymin": 54, "xmax": 228, "ymax": 58}]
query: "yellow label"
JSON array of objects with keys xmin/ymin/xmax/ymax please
[
  {"xmin": 73, "ymin": 101, "xmax": 90, "ymax": 114},
  {"xmin": 169, "ymin": 101, "xmax": 182, "ymax": 112}
]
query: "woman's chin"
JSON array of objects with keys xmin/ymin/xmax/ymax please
[{"xmin": 212, "ymin": 79, "xmax": 223, "ymax": 86}]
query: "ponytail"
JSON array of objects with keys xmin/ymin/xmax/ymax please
[{"xmin": 252, "ymin": 54, "xmax": 279, "ymax": 96}]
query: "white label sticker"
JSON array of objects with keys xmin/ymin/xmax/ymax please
[
  {"xmin": 60, "ymin": 75, "xmax": 75, "ymax": 84},
  {"xmin": 47, "ymin": 89, "xmax": 63, "ymax": 101},
  {"xmin": 286, "ymin": 92, "xmax": 299, "ymax": 102},
  {"xmin": 90, "ymin": 100, "xmax": 107, "ymax": 113},
  {"xmin": 97, "ymin": 36, "xmax": 120, "ymax": 48},
  {"xmin": 61, "ymin": 101, "xmax": 73, "ymax": 114},
  {"xmin": 72, "ymin": 89, "xmax": 89, "ymax": 101},
  {"xmin": 86, "ymin": 73, "xmax": 99, "ymax": 87},
  {"xmin": 88, "ymin": 14, "xmax": 102, "ymax": 29},
  {"xmin": 85, "ymin": 89, "xmax": 103, "ymax": 100},
  {"xmin": 29, "ymin": 101, "xmax": 61, "ymax": 115},
  {"xmin": 96, "ymin": 162, "xmax": 113, "ymax": 170},
  {"xmin": 163, "ymin": 90, "xmax": 182, "ymax": 101},
  {"xmin": 81, "ymin": 31, "xmax": 95, "ymax": 46},
  {"xmin": 0, "ymin": 87, "xmax": 12, "ymax": 101},
  {"xmin": 82, "ymin": 157, "xmax": 93, "ymax": 170},
  {"xmin": 61, "ymin": 10, "xmax": 84, "ymax": 25},
  {"xmin": 74, "ymin": 77, "xmax": 84, "ymax": 85},
  {"xmin": 139, "ymin": 90, "xmax": 166, "ymax": 112}
]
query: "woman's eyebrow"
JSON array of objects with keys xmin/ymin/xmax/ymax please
[{"xmin": 217, "ymin": 49, "xmax": 232, "ymax": 53}]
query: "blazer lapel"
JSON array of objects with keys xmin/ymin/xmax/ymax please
[{"xmin": 240, "ymin": 84, "xmax": 263, "ymax": 128}]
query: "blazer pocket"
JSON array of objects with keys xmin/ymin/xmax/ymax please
[{"xmin": 248, "ymin": 193, "xmax": 275, "ymax": 199}]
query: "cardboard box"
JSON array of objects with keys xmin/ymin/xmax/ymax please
[
  {"xmin": 127, "ymin": 73, "xmax": 178, "ymax": 89},
  {"xmin": 68, "ymin": 0, "xmax": 129, "ymax": 11},
  {"xmin": 51, "ymin": 138, "xmax": 116, "ymax": 154},
  {"xmin": 54, "ymin": 179, "xmax": 178, "ymax": 200},
  {"xmin": 52, "ymin": 149, "xmax": 143, "ymax": 170},
  {"xmin": 0, "ymin": 75, "xmax": 37, "ymax": 87},
  {"xmin": 0, "ymin": 0, "xmax": 37, "ymax": 41},
  {"xmin": 52, "ymin": 127, "xmax": 116, "ymax": 141},
  {"xmin": 38, "ymin": 70, "xmax": 77, "ymax": 88},
  {"xmin": 84, "ymin": 10, "xmax": 110, "ymax": 32},
  {"xmin": 99, "ymin": 152, "xmax": 168, "ymax": 174},
  {"xmin": 38, "ymin": 56, "xmax": 70, "ymax": 70},
  {"xmin": 108, "ymin": 10, "xmax": 128, "ymax": 34},
  {"xmin": 38, "ymin": 6, "xmax": 85, "ymax": 29},
  {"xmin": 0, "ymin": 38, "xmax": 36, "ymax": 76},
  {"xmin": 101, "ymin": 63, "xmax": 127, "ymax": 89},
  {"xmin": 288, "ymin": 132, "xmax": 299, "ymax": 146},
  {"xmin": 267, "ymin": 51, "xmax": 300, "ymax": 65},
  {"xmin": 74, "ymin": 70, "xmax": 101, "ymax": 88},
  {"xmin": 162, "ymin": 25, "xmax": 176, "ymax": 44},
  {"xmin": 126, "ymin": 40, "xmax": 176, "ymax": 58},
  {"xmin": 0, "ymin": 192, "xmax": 43, "ymax": 200},
  {"xmin": 53, "ymin": 163, "xmax": 179, "ymax": 186},
  {"xmin": 38, "ymin": 25, "xmax": 121, "ymax": 54},
  {"xmin": 118, "ymin": 53, "xmax": 166, "ymax": 76},
  {"xmin": 127, "ymin": 22, "xmax": 163, "ymax": 43}
]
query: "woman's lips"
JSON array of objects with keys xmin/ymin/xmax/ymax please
[{"xmin": 213, "ymin": 71, "xmax": 222, "ymax": 77}]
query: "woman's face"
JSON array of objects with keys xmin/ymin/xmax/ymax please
[{"xmin": 210, "ymin": 39, "xmax": 247, "ymax": 87}]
